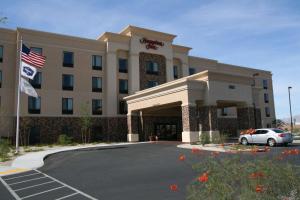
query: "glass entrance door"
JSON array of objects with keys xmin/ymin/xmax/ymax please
[{"xmin": 154, "ymin": 124, "xmax": 178, "ymax": 141}]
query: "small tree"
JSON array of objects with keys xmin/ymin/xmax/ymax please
[
  {"xmin": 272, "ymin": 119, "xmax": 287, "ymax": 129},
  {"xmin": 80, "ymin": 102, "xmax": 92, "ymax": 144}
]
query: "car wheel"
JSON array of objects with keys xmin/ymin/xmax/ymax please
[
  {"xmin": 267, "ymin": 138, "xmax": 276, "ymax": 147},
  {"xmin": 241, "ymin": 138, "xmax": 248, "ymax": 145}
]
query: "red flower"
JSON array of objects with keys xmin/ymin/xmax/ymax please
[
  {"xmin": 198, "ymin": 172, "xmax": 209, "ymax": 183},
  {"xmin": 255, "ymin": 185, "xmax": 264, "ymax": 193},
  {"xmin": 249, "ymin": 172, "xmax": 265, "ymax": 179},
  {"xmin": 191, "ymin": 148, "xmax": 200, "ymax": 154},
  {"xmin": 169, "ymin": 184, "xmax": 178, "ymax": 191},
  {"xmin": 290, "ymin": 149, "xmax": 299, "ymax": 155},
  {"xmin": 179, "ymin": 154, "xmax": 186, "ymax": 161}
]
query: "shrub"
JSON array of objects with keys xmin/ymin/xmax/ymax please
[
  {"xmin": 187, "ymin": 151, "xmax": 300, "ymax": 200},
  {"xmin": 200, "ymin": 132, "xmax": 210, "ymax": 146},
  {"xmin": 57, "ymin": 134, "xmax": 73, "ymax": 145},
  {"xmin": 0, "ymin": 139, "xmax": 11, "ymax": 162}
]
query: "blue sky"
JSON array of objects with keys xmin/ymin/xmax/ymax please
[{"xmin": 1, "ymin": 0, "xmax": 299, "ymax": 119}]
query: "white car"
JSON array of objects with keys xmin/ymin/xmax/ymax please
[{"xmin": 239, "ymin": 128, "xmax": 293, "ymax": 147}]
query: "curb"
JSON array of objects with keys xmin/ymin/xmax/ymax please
[{"xmin": 0, "ymin": 142, "xmax": 149, "ymax": 176}]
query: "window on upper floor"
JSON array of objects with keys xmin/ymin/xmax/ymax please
[
  {"xmin": 30, "ymin": 47, "xmax": 43, "ymax": 55},
  {"xmin": 92, "ymin": 77, "xmax": 102, "ymax": 92},
  {"xmin": 29, "ymin": 72, "xmax": 42, "ymax": 89},
  {"xmin": 264, "ymin": 93, "xmax": 269, "ymax": 103},
  {"xmin": 28, "ymin": 96, "xmax": 41, "ymax": 114},
  {"xmin": 0, "ymin": 70, "xmax": 2, "ymax": 88},
  {"xmin": 62, "ymin": 74, "xmax": 74, "ymax": 91},
  {"xmin": 146, "ymin": 61, "xmax": 159, "ymax": 75},
  {"xmin": 92, "ymin": 99, "xmax": 102, "ymax": 115},
  {"xmin": 265, "ymin": 107, "xmax": 270, "ymax": 117},
  {"xmin": 92, "ymin": 55, "xmax": 102, "ymax": 70},
  {"xmin": 147, "ymin": 80, "xmax": 158, "ymax": 88},
  {"xmin": 119, "ymin": 79, "xmax": 128, "ymax": 94},
  {"xmin": 189, "ymin": 67, "xmax": 195, "ymax": 75},
  {"xmin": 173, "ymin": 65, "xmax": 178, "ymax": 79},
  {"xmin": 119, "ymin": 58, "xmax": 128, "ymax": 73},
  {"xmin": 0, "ymin": 45, "xmax": 3, "ymax": 63},
  {"xmin": 62, "ymin": 98, "xmax": 73, "ymax": 114},
  {"xmin": 263, "ymin": 80, "xmax": 268, "ymax": 89},
  {"xmin": 119, "ymin": 100, "xmax": 128, "ymax": 115},
  {"xmin": 63, "ymin": 51, "xmax": 74, "ymax": 67}
]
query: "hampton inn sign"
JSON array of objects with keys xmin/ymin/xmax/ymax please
[{"xmin": 139, "ymin": 37, "xmax": 164, "ymax": 50}]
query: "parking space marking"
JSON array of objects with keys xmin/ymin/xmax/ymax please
[
  {"xmin": 9, "ymin": 176, "xmax": 47, "ymax": 186},
  {"xmin": 0, "ymin": 169, "xmax": 98, "ymax": 200},
  {"xmin": 3, "ymin": 173, "xmax": 40, "ymax": 181},
  {"xmin": 14, "ymin": 180, "xmax": 55, "ymax": 192},
  {"xmin": 21, "ymin": 186, "xmax": 65, "ymax": 199},
  {"xmin": 36, "ymin": 170, "xmax": 98, "ymax": 200},
  {"xmin": 55, "ymin": 192, "xmax": 78, "ymax": 200}
]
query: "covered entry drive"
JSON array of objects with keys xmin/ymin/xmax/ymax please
[{"xmin": 125, "ymin": 70, "xmax": 262, "ymax": 143}]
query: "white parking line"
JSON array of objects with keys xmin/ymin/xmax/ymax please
[
  {"xmin": 9, "ymin": 176, "xmax": 47, "ymax": 186},
  {"xmin": 14, "ymin": 180, "xmax": 55, "ymax": 192},
  {"xmin": 55, "ymin": 192, "xmax": 78, "ymax": 200},
  {"xmin": 3, "ymin": 173, "xmax": 40, "ymax": 181},
  {"xmin": 21, "ymin": 186, "xmax": 65, "ymax": 199},
  {"xmin": 35, "ymin": 170, "xmax": 98, "ymax": 200},
  {"xmin": 0, "ymin": 170, "xmax": 98, "ymax": 200},
  {"xmin": 0, "ymin": 176, "xmax": 21, "ymax": 200}
]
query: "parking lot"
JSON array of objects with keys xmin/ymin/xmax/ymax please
[{"xmin": 1, "ymin": 142, "xmax": 300, "ymax": 200}]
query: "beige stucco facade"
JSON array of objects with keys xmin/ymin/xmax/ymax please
[{"xmin": 0, "ymin": 25, "xmax": 276, "ymax": 143}]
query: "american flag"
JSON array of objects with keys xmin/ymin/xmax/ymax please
[{"xmin": 21, "ymin": 44, "xmax": 46, "ymax": 68}]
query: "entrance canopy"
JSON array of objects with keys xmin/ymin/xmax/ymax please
[{"xmin": 124, "ymin": 70, "xmax": 255, "ymax": 143}]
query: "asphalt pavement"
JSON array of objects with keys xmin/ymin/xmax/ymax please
[{"xmin": 1, "ymin": 142, "xmax": 300, "ymax": 200}]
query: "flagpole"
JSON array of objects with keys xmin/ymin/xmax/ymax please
[{"xmin": 15, "ymin": 36, "xmax": 22, "ymax": 153}]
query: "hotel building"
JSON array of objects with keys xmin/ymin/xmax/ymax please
[{"xmin": 0, "ymin": 25, "xmax": 275, "ymax": 144}]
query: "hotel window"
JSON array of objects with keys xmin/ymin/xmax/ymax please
[
  {"xmin": 92, "ymin": 77, "xmax": 102, "ymax": 92},
  {"xmin": 92, "ymin": 99, "xmax": 102, "ymax": 115},
  {"xmin": 264, "ymin": 93, "xmax": 269, "ymax": 103},
  {"xmin": 92, "ymin": 55, "xmax": 102, "ymax": 70},
  {"xmin": 263, "ymin": 80, "xmax": 268, "ymax": 89},
  {"xmin": 62, "ymin": 74, "xmax": 74, "ymax": 91},
  {"xmin": 119, "ymin": 100, "xmax": 128, "ymax": 115},
  {"xmin": 147, "ymin": 80, "xmax": 158, "ymax": 88},
  {"xmin": 221, "ymin": 108, "xmax": 228, "ymax": 116},
  {"xmin": 29, "ymin": 72, "xmax": 42, "ymax": 89},
  {"xmin": 119, "ymin": 58, "xmax": 128, "ymax": 73},
  {"xmin": 30, "ymin": 47, "xmax": 42, "ymax": 55},
  {"xmin": 265, "ymin": 107, "xmax": 270, "ymax": 117},
  {"xmin": 63, "ymin": 51, "xmax": 74, "ymax": 67},
  {"xmin": 0, "ymin": 70, "xmax": 2, "ymax": 88},
  {"xmin": 62, "ymin": 98, "xmax": 73, "ymax": 114},
  {"xmin": 0, "ymin": 45, "xmax": 3, "ymax": 62},
  {"xmin": 119, "ymin": 79, "xmax": 128, "ymax": 94},
  {"xmin": 173, "ymin": 66, "xmax": 178, "ymax": 79},
  {"xmin": 189, "ymin": 68, "xmax": 196, "ymax": 75},
  {"xmin": 146, "ymin": 61, "xmax": 159, "ymax": 75},
  {"xmin": 28, "ymin": 96, "xmax": 41, "ymax": 114}
]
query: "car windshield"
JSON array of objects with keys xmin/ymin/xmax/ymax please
[{"xmin": 273, "ymin": 129, "xmax": 284, "ymax": 133}]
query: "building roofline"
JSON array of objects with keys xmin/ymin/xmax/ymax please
[
  {"xmin": 16, "ymin": 27, "xmax": 105, "ymax": 44},
  {"xmin": 97, "ymin": 31, "xmax": 131, "ymax": 42},
  {"xmin": 119, "ymin": 25, "xmax": 177, "ymax": 41}
]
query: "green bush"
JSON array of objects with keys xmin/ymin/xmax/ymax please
[
  {"xmin": 0, "ymin": 139, "xmax": 11, "ymax": 162},
  {"xmin": 57, "ymin": 134, "xmax": 73, "ymax": 145},
  {"xmin": 187, "ymin": 151, "xmax": 300, "ymax": 200},
  {"xmin": 200, "ymin": 132, "xmax": 210, "ymax": 146}
]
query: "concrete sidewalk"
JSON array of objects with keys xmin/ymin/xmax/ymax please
[{"xmin": 0, "ymin": 142, "xmax": 147, "ymax": 176}]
